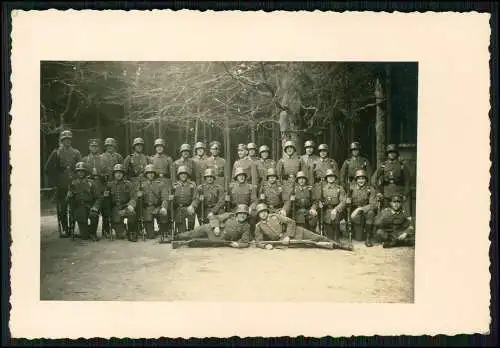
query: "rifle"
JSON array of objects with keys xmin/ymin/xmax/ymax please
[
  {"xmin": 137, "ymin": 179, "xmax": 146, "ymax": 241},
  {"xmin": 170, "ymin": 193, "xmax": 175, "ymax": 242},
  {"xmin": 258, "ymin": 239, "xmax": 353, "ymax": 251},
  {"xmin": 346, "ymin": 187, "xmax": 353, "ymax": 246},
  {"xmin": 290, "ymin": 175, "xmax": 296, "ymax": 219},
  {"xmin": 224, "ymin": 118, "xmax": 231, "ymax": 212},
  {"xmin": 67, "ymin": 195, "xmax": 75, "ymax": 240},
  {"xmin": 199, "ymin": 185, "xmax": 205, "ymax": 224},
  {"xmin": 319, "ymin": 177, "xmax": 325, "ymax": 236},
  {"xmin": 172, "ymin": 238, "xmax": 236, "ymax": 249}
]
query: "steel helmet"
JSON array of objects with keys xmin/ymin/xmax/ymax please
[
  {"xmin": 204, "ymin": 168, "xmax": 216, "ymax": 178},
  {"xmin": 88, "ymin": 138, "xmax": 99, "ymax": 147},
  {"xmin": 132, "ymin": 137, "xmax": 145, "ymax": 147},
  {"xmin": 350, "ymin": 142, "xmax": 361, "ymax": 150},
  {"xmin": 391, "ymin": 194, "xmax": 403, "ymax": 202},
  {"xmin": 154, "ymin": 138, "xmax": 165, "ymax": 147},
  {"xmin": 386, "ymin": 144, "xmax": 398, "ymax": 154},
  {"xmin": 259, "ymin": 145, "xmax": 270, "ymax": 154},
  {"xmin": 233, "ymin": 167, "xmax": 247, "ymax": 179},
  {"xmin": 237, "ymin": 144, "xmax": 248, "ymax": 151},
  {"xmin": 247, "ymin": 143, "xmax": 257, "ymax": 151},
  {"xmin": 59, "ymin": 130, "xmax": 73, "ymax": 141},
  {"xmin": 113, "ymin": 164, "xmax": 125, "ymax": 173},
  {"xmin": 296, "ymin": 171, "xmax": 308, "ymax": 181},
  {"xmin": 177, "ymin": 165, "xmax": 190, "ymax": 177},
  {"xmin": 179, "ymin": 144, "xmax": 191, "ymax": 153},
  {"xmin": 236, "ymin": 204, "xmax": 250, "ymax": 215},
  {"xmin": 266, "ymin": 168, "xmax": 277, "ymax": 178},
  {"xmin": 304, "ymin": 140, "xmax": 315, "ymax": 148},
  {"xmin": 354, "ymin": 169, "xmax": 367, "ymax": 179},
  {"xmin": 194, "ymin": 142, "xmax": 206, "ymax": 150},
  {"xmin": 104, "ymin": 138, "xmax": 117, "ymax": 147},
  {"xmin": 75, "ymin": 162, "xmax": 87, "ymax": 172},
  {"xmin": 318, "ymin": 144, "xmax": 329, "ymax": 152},
  {"xmin": 284, "ymin": 141, "xmax": 296, "ymax": 150},
  {"xmin": 256, "ymin": 203, "xmax": 269, "ymax": 214},
  {"xmin": 209, "ymin": 141, "xmax": 221, "ymax": 149},
  {"xmin": 325, "ymin": 169, "xmax": 338, "ymax": 178},
  {"xmin": 144, "ymin": 164, "xmax": 155, "ymax": 174}
]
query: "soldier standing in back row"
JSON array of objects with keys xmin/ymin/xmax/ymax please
[
  {"xmin": 123, "ymin": 137, "xmax": 150, "ymax": 184},
  {"xmin": 103, "ymin": 164, "xmax": 136, "ymax": 240},
  {"xmin": 205, "ymin": 141, "xmax": 226, "ymax": 188},
  {"xmin": 192, "ymin": 142, "xmax": 208, "ymax": 185},
  {"xmin": 371, "ymin": 144, "xmax": 411, "ymax": 212},
  {"xmin": 276, "ymin": 141, "xmax": 301, "ymax": 182},
  {"xmin": 66, "ymin": 162, "xmax": 101, "ymax": 241},
  {"xmin": 349, "ymin": 169, "xmax": 378, "ymax": 247},
  {"xmin": 232, "ymin": 144, "xmax": 258, "ymax": 186},
  {"xmin": 299, "ymin": 140, "xmax": 319, "ymax": 184},
  {"xmin": 340, "ymin": 141, "xmax": 373, "ymax": 191},
  {"xmin": 82, "ymin": 139, "xmax": 105, "ymax": 237},
  {"xmin": 258, "ymin": 168, "xmax": 289, "ymax": 216},
  {"xmin": 172, "ymin": 165, "xmax": 199, "ymax": 236},
  {"xmin": 256, "ymin": 145, "xmax": 276, "ymax": 187},
  {"xmin": 173, "ymin": 144, "xmax": 197, "ymax": 184},
  {"xmin": 312, "ymin": 144, "xmax": 339, "ymax": 183},
  {"xmin": 311, "ymin": 168, "xmax": 346, "ymax": 242},
  {"xmin": 44, "ymin": 130, "xmax": 82, "ymax": 238},
  {"xmin": 195, "ymin": 168, "xmax": 225, "ymax": 225},
  {"xmin": 150, "ymin": 138, "xmax": 175, "ymax": 189},
  {"xmin": 247, "ymin": 143, "xmax": 259, "ymax": 163}
]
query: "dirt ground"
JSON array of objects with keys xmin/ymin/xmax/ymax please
[{"xmin": 40, "ymin": 215, "xmax": 414, "ymax": 302}]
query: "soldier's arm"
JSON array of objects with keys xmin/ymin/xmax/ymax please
[
  {"xmin": 365, "ymin": 159, "xmax": 374, "ymax": 180},
  {"xmin": 75, "ymin": 149, "xmax": 82, "ymax": 162},
  {"xmin": 237, "ymin": 223, "xmax": 251, "ymax": 246},
  {"xmin": 402, "ymin": 164, "xmax": 411, "ymax": 197},
  {"xmin": 281, "ymin": 187, "xmax": 291, "ymax": 213},
  {"xmin": 215, "ymin": 212, "xmax": 232, "ymax": 224},
  {"xmin": 254, "ymin": 223, "xmax": 266, "ymax": 246},
  {"xmin": 91, "ymin": 181, "xmax": 102, "ymax": 211},
  {"xmin": 363, "ymin": 187, "xmax": 378, "ymax": 212},
  {"xmin": 331, "ymin": 159, "xmax": 339, "ymax": 175},
  {"xmin": 43, "ymin": 149, "xmax": 58, "ymax": 174},
  {"xmin": 127, "ymin": 181, "xmax": 139, "ymax": 209},
  {"xmin": 250, "ymin": 162, "xmax": 258, "ymax": 187},
  {"xmin": 249, "ymin": 184, "xmax": 258, "ymax": 210},
  {"xmin": 191, "ymin": 184, "xmax": 202, "ymax": 209},
  {"xmin": 310, "ymin": 183, "xmax": 321, "ymax": 210},
  {"xmin": 371, "ymin": 166, "xmax": 382, "ymax": 188},
  {"xmin": 279, "ymin": 214, "xmax": 296, "ymax": 238},
  {"xmin": 276, "ymin": 159, "xmax": 283, "ymax": 180},
  {"xmin": 375, "ymin": 208, "xmax": 392, "ymax": 227},
  {"xmin": 160, "ymin": 182, "xmax": 170, "ymax": 210},
  {"xmin": 336, "ymin": 186, "xmax": 347, "ymax": 212},
  {"xmin": 211, "ymin": 186, "xmax": 225, "ymax": 213},
  {"xmin": 339, "ymin": 160, "xmax": 348, "ymax": 186}
]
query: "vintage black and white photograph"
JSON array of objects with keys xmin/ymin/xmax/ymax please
[{"xmin": 40, "ymin": 61, "xmax": 418, "ymax": 302}]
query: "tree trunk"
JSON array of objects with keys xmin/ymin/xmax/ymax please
[
  {"xmin": 277, "ymin": 68, "xmax": 301, "ymax": 155},
  {"xmin": 375, "ymin": 77, "xmax": 386, "ymax": 167},
  {"xmin": 194, "ymin": 118, "xmax": 199, "ymax": 143},
  {"xmin": 385, "ymin": 64, "xmax": 392, "ymax": 143}
]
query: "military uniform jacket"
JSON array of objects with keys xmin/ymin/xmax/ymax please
[
  {"xmin": 130, "ymin": 179, "xmax": 169, "ymax": 221},
  {"xmin": 256, "ymin": 158, "xmax": 276, "ymax": 183},
  {"xmin": 259, "ymin": 181, "xmax": 289, "ymax": 212},
  {"xmin": 123, "ymin": 152, "xmax": 151, "ymax": 179},
  {"xmin": 193, "ymin": 182, "xmax": 225, "ymax": 214},
  {"xmin": 232, "ymin": 157, "xmax": 258, "ymax": 185},
  {"xmin": 375, "ymin": 207, "xmax": 412, "ymax": 232},
  {"xmin": 205, "ymin": 156, "xmax": 226, "ymax": 178},
  {"xmin": 100, "ymin": 151, "xmax": 124, "ymax": 179},
  {"xmin": 228, "ymin": 182, "xmax": 257, "ymax": 210},
  {"xmin": 172, "ymin": 180, "xmax": 198, "ymax": 207},
  {"xmin": 312, "ymin": 157, "xmax": 339, "ymax": 181},
  {"xmin": 207, "ymin": 212, "xmax": 251, "ymax": 242},
  {"xmin": 173, "ymin": 158, "xmax": 196, "ymax": 182},
  {"xmin": 44, "ymin": 146, "xmax": 82, "ymax": 188},
  {"xmin": 68, "ymin": 177, "xmax": 101, "ymax": 211},
  {"xmin": 192, "ymin": 155, "xmax": 208, "ymax": 185},
  {"xmin": 340, "ymin": 156, "xmax": 373, "ymax": 187},
  {"xmin": 311, "ymin": 182, "xmax": 345, "ymax": 224},
  {"xmin": 150, "ymin": 154, "xmax": 174, "ymax": 179},
  {"xmin": 82, "ymin": 153, "xmax": 104, "ymax": 177},
  {"xmin": 276, "ymin": 154, "xmax": 301, "ymax": 179},
  {"xmin": 255, "ymin": 214, "xmax": 296, "ymax": 242},
  {"xmin": 299, "ymin": 154, "xmax": 319, "ymax": 183},
  {"xmin": 290, "ymin": 184, "xmax": 314, "ymax": 209},
  {"xmin": 350, "ymin": 184, "xmax": 377, "ymax": 212},
  {"xmin": 371, "ymin": 159, "xmax": 411, "ymax": 196}
]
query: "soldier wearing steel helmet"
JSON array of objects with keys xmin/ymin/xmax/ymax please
[
  {"xmin": 66, "ymin": 162, "xmax": 101, "ymax": 241},
  {"xmin": 172, "ymin": 165, "xmax": 199, "ymax": 236},
  {"xmin": 102, "ymin": 163, "xmax": 136, "ymax": 240},
  {"xmin": 175, "ymin": 204, "xmax": 251, "ymax": 248},
  {"xmin": 258, "ymin": 168, "xmax": 289, "ymax": 216},
  {"xmin": 194, "ymin": 168, "xmax": 225, "ymax": 224},
  {"xmin": 299, "ymin": 140, "xmax": 319, "ymax": 184},
  {"xmin": 192, "ymin": 141, "xmax": 209, "ymax": 185},
  {"xmin": 228, "ymin": 167, "xmax": 259, "ymax": 238},
  {"xmin": 340, "ymin": 141, "xmax": 373, "ymax": 191},
  {"xmin": 44, "ymin": 130, "xmax": 82, "ymax": 238},
  {"xmin": 232, "ymin": 144, "xmax": 258, "ymax": 186},
  {"xmin": 150, "ymin": 138, "xmax": 175, "ymax": 190},
  {"xmin": 311, "ymin": 144, "xmax": 340, "ymax": 183},
  {"xmin": 349, "ymin": 169, "xmax": 378, "ymax": 247},
  {"xmin": 311, "ymin": 168, "xmax": 346, "ymax": 242},
  {"xmin": 371, "ymin": 144, "xmax": 411, "ymax": 211},
  {"xmin": 246, "ymin": 142, "xmax": 259, "ymax": 163},
  {"xmin": 256, "ymin": 145, "xmax": 276, "ymax": 186},
  {"xmin": 123, "ymin": 137, "xmax": 151, "ymax": 184},
  {"xmin": 130, "ymin": 164, "xmax": 170, "ymax": 240},
  {"xmin": 254, "ymin": 203, "xmax": 330, "ymax": 249},
  {"xmin": 276, "ymin": 140, "xmax": 301, "ymax": 182},
  {"xmin": 374, "ymin": 194, "xmax": 415, "ymax": 248},
  {"xmin": 205, "ymin": 140, "xmax": 226, "ymax": 188},
  {"xmin": 173, "ymin": 144, "xmax": 197, "ymax": 185},
  {"xmin": 288, "ymin": 171, "xmax": 317, "ymax": 230},
  {"xmin": 99, "ymin": 137, "xmax": 124, "ymax": 181}
]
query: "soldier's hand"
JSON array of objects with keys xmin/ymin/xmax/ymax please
[
  {"xmin": 309, "ymin": 208, "xmax": 317, "ymax": 216},
  {"xmin": 187, "ymin": 205, "xmax": 195, "ymax": 215},
  {"xmin": 290, "ymin": 195, "xmax": 296, "ymax": 201},
  {"xmin": 279, "ymin": 209, "xmax": 287, "ymax": 217},
  {"xmin": 168, "ymin": 194, "xmax": 175, "ymax": 201},
  {"xmin": 376, "ymin": 193, "xmax": 383, "ymax": 201},
  {"xmin": 199, "ymin": 195, "xmax": 204, "ymax": 202},
  {"xmin": 230, "ymin": 241, "xmax": 239, "ymax": 248},
  {"xmin": 103, "ymin": 190, "xmax": 110, "ymax": 197},
  {"xmin": 331, "ymin": 209, "xmax": 338, "ymax": 220},
  {"xmin": 265, "ymin": 244, "xmax": 274, "ymax": 250},
  {"xmin": 207, "ymin": 212, "xmax": 214, "ymax": 219},
  {"xmin": 351, "ymin": 208, "xmax": 361, "ymax": 219},
  {"xmin": 346, "ymin": 197, "xmax": 352, "ymax": 205},
  {"xmin": 260, "ymin": 193, "xmax": 266, "ymax": 200},
  {"xmin": 137, "ymin": 191, "xmax": 143, "ymax": 198},
  {"xmin": 282, "ymin": 236, "xmax": 290, "ymax": 245},
  {"xmin": 213, "ymin": 227, "xmax": 221, "ymax": 236},
  {"xmin": 318, "ymin": 201, "xmax": 324, "ymax": 209},
  {"xmin": 225, "ymin": 194, "xmax": 231, "ymax": 202},
  {"xmin": 398, "ymin": 232, "xmax": 408, "ymax": 240},
  {"xmin": 127, "ymin": 205, "xmax": 135, "ymax": 213},
  {"xmin": 160, "ymin": 207, "xmax": 167, "ymax": 215}
]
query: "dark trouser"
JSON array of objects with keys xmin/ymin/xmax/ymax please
[
  {"xmin": 175, "ymin": 207, "xmax": 196, "ymax": 235},
  {"xmin": 76, "ymin": 216, "xmax": 98, "ymax": 240},
  {"xmin": 350, "ymin": 209, "xmax": 375, "ymax": 242},
  {"xmin": 324, "ymin": 223, "xmax": 341, "ymax": 242},
  {"xmin": 376, "ymin": 226, "xmax": 414, "ymax": 247},
  {"xmin": 177, "ymin": 224, "xmax": 212, "ymax": 240},
  {"xmin": 293, "ymin": 226, "xmax": 330, "ymax": 242},
  {"xmin": 56, "ymin": 186, "xmax": 72, "ymax": 236}
]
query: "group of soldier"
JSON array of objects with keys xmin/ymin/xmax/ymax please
[{"xmin": 44, "ymin": 129, "xmax": 415, "ymax": 250}]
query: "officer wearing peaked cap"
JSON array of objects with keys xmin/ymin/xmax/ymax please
[
  {"xmin": 232, "ymin": 143, "xmax": 258, "ymax": 187},
  {"xmin": 256, "ymin": 145, "xmax": 276, "ymax": 186},
  {"xmin": 123, "ymin": 137, "xmax": 151, "ymax": 184},
  {"xmin": 150, "ymin": 138, "xmax": 175, "ymax": 190},
  {"xmin": 44, "ymin": 130, "xmax": 82, "ymax": 238},
  {"xmin": 205, "ymin": 140, "xmax": 226, "ymax": 188},
  {"xmin": 276, "ymin": 140, "xmax": 301, "ymax": 181},
  {"xmin": 340, "ymin": 141, "xmax": 373, "ymax": 191},
  {"xmin": 172, "ymin": 165, "xmax": 199, "ymax": 236}
]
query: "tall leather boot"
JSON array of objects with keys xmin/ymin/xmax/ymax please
[
  {"xmin": 353, "ymin": 223, "xmax": 364, "ymax": 241},
  {"xmin": 365, "ymin": 224, "xmax": 374, "ymax": 247},
  {"xmin": 333, "ymin": 223, "xmax": 341, "ymax": 243}
]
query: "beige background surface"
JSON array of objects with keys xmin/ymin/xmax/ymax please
[{"xmin": 10, "ymin": 10, "xmax": 491, "ymax": 338}]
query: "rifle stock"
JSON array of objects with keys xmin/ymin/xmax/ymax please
[
  {"xmin": 259, "ymin": 239, "xmax": 353, "ymax": 251},
  {"xmin": 172, "ymin": 238, "xmax": 234, "ymax": 249},
  {"xmin": 319, "ymin": 178, "xmax": 324, "ymax": 236},
  {"xmin": 224, "ymin": 118, "xmax": 231, "ymax": 212},
  {"xmin": 346, "ymin": 187, "xmax": 353, "ymax": 246},
  {"xmin": 137, "ymin": 180, "xmax": 146, "ymax": 241}
]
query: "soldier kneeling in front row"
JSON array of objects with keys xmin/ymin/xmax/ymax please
[
  {"xmin": 174, "ymin": 204, "xmax": 251, "ymax": 248},
  {"xmin": 66, "ymin": 162, "xmax": 101, "ymax": 241},
  {"xmin": 374, "ymin": 194, "xmax": 415, "ymax": 248}
]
